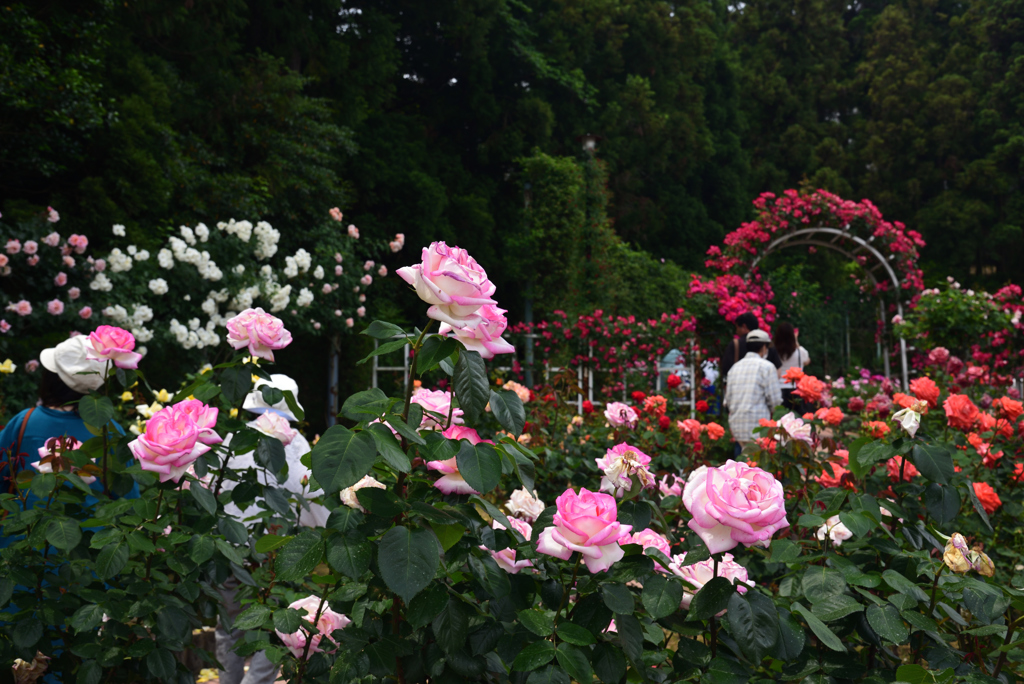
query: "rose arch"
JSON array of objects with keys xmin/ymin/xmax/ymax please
[{"xmin": 693, "ymin": 188, "xmax": 926, "ymax": 389}]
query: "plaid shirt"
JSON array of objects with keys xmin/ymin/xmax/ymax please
[{"xmin": 724, "ymin": 352, "xmax": 782, "ymax": 443}]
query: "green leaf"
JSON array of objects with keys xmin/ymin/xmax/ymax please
[
  {"xmin": 912, "ymin": 443, "xmax": 954, "ymax": 485},
  {"xmin": 309, "ymin": 426, "xmax": 377, "ymax": 494},
  {"xmin": 556, "ymin": 643, "xmax": 593, "ymax": 684},
  {"xmin": 770, "ymin": 538, "xmax": 802, "ymax": 563},
  {"xmin": 810, "ymin": 594, "xmax": 863, "ymax": 622},
  {"xmin": 356, "ymin": 487, "xmax": 405, "ymax": 517},
  {"xmin": 467, "ymin": 553, "xmax": 510, "ymax": 598},
  {"xmin": 367, "ymin": 423, "xmax": 412, "ymax": 472},
  {"xmin": 687, "ymin": 576, "xmax": 735, "ymax": 621},
  {"xmin": 882, "ymin": 569, "xmax": 930, "ymax": 603},
  {"xmin": 513, "ymin": 641, "xmax": 557, "ymax": 671},
  {"xmin": 193, "ymin": 383, "xmax": 221, "ymax": 402},
  {"xmin": 378, "ymin": 526, "xmax": 440, "ymax": 603},
  {"xmin": 340, "ymin": 388, "xmax": 390, "ymax": 422},
  {"xmin": 145, "ymin": 648, "xmax": 177, "ymax": 680},
  {"xmin": 838, "ymin": 510, "xmax": 875, "ymax": 538},
  {"xmin": 220, "ymin": 366, "xmax": 252, "ymax": 405},
  {"xmin": 190, "ymin": 535, "xmax": 215, "ymax": 564},
  {"xmin": 601, "ymin": 583, "xmax": 634, "ymax": 614},
  {"xmin": 406, "ymin": 583, "xmax": 448, "ymax": 629},
  {"xmin": 96, "ymin": 539, "xmax": 129, "ymax": 579},
  {"xmin": 774, "ymin": 608, "xmax": 806, "ymax": 660},
  {"xmin": 46, "ymin": 517, "xmax": 81, "ymax": 551},
  {"xmin": 215, "ymin": 539, "xmax": 246, "ymax": 566},
  {"xmin": 273, "ymin": 608, "xmax": 302, "ymax": 636},
  {"xmin": 326, "ymin": 536, "xmax": 372, "ymax": 579},
  {"xmin": 556, "ymin": 622, "xmax": 596, "ymax": 646},
  {"xmin": 592, "ymin": 643, "xmax": 626, "ymax": 683},
  {"xmin": 358, "ymin": 337, "xmax": 410, "ymax": 365},
  {"xmin": 727, "ymin": 591, "xmax": 779, "ymax": 663},
  {"xmin": 526, "ymin": 665, "xmax": 570, "ymax": 684},
  {"xmin": 802, "ymin": 566, "xmax": 847, "ymax": 603},
  {"xmin": 642, "ymin": 574, "xmax": 683, "ymax": 619},
  {"xmin": 432, "ymin": 598, "xmax": 469, "ymax": 653},
  {"xmin": 518, "ymin": 609, "xmax": 555, "ymax": 637},
  {"xmin": 71, "ymin": 604, "xmax": 106, "ymax": 633},
  {"xmin": 77, "ymin": 660, "xmax": 102, "ymax": 684},
  {"xmin": 431, "ymin": 523, "xmax": 465, "ymax": 552},
  {"xmin": 232, "ymin": 603, "xmax": 272, "ymax": 630},
  {"xmin": 385, "ymin": 414, "xmax": 426, "ymax": 446},
  {"xmin": 326, "ymin": 507, "xmax": 364, "ymax": 532},
  {"xmin": 703, "ymin": 657, "xmax": 752, "ymax": 684},
  {"xmin": 964, "ymin": 480, "xmax": 994, "ymax": 532},
  {"xmin": 851, "ymin": 441, "xmax": 896, "ymax": 476},
  {"xmin": 867, "ymin": 604, "xmax": 909, "ymax": 644},
  {"xmin": 416, "ymin": 335, "xmax": 460, "ymax": 371},
  {"xmin": 791, "ymin": 601, "xmax": 846, "ymax": 652},
  {"xmin": 79, "ymin": 394, "xmax": 114, "ymax": 428},
  {"xmin": 281, "ymin": 389, "xmax": 305, "ymax": 421},
  {"xmin": 453, "ymin": 349, "xmax": 489, "ymax": 423},
  {"xmin": 256, "ymin": 437, "xmax": 287, "ymax": 479},
  {"xmin": 895, "ymin": 664, "xmax": 932, "ymax": 684},
  {"xmin": 189, "ymin": 482, "xmax": 217, "ymax": 515},
  {"xmin": 614, "ymin": 613, "xmax": 643, "ymax": 661},
  {"xmin": 489, "ymin": 389, "xmax": 526, "ymax": 436},
  {"xmin": 924, "ymin": 483, "xmax": 961, "ymax": 524},
  {"xmin": 362, "ymin": 320, "xmax": 407, "ymax": 339},
  {"xmin": 275, "ymin": 530, "xmax": 324, "ymax": 582},
  {"xmin": 260, "ymin": 385, "xmax": 284, "ymax": 406},
  {"xmin": 455, "ymin": 441, "xmax": 502, "ymax": 494},
  {"xmin": 0, "ymin": 577, "xmax": 13, "ymax": 609}
]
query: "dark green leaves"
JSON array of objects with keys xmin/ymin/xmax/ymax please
[
  {"xmin": 791, "ymin": 601, "xmax": 845, "ymax": 652},
  {"xmin": 358, "ymin": 338, "xmax": 410, "ymax": 365},
  {"xmin": 513, "ymin": 641, "xmax": 556, "ymax": 671},
  {"xmin": 275, "ymin": 530, "xmax": 324, "ymax": 582},
  {"xmin": 220, "ymin": 366, "xmax": 252, "ymax": 405},
  {"xmin": 416, "ymin": 335, "xmax": 460, "ymax": 371},
  {"xmin": 341, "ymin": 388, "xmax": 390, "ymax": 422},
  {"xmin": 45, "ymin": 517, "xmax": 81, "ymax": 550},
  {"xmin": 367, "ymin": 423, "xmax": 411, "ymax": 472},
  {"xmin": 642, "ymin": 574, "xmax": 682, "ymax": 619},
  {"xmin": 378, "ymin": 526, "xmax": 440, "ymax": 603},
  {"xmin": 309, "ymin": 426, "xmax": 376, "ymax": 494},
  {"xmin": 687, "ymin": 576, "xmax": 735, "ymax": 620},
  {"xmin": 453, "ymin": 349, "xmax": 489, "ymax": 423},
  {"xmin": 727, "ymin": 591, "xmax": 779, "ymax": 663},
  {"xmin": 912, "ymin": 443, "xmax": 954, "ymax": 484},
  {"xmin": 326, "ymin": 536, "xmax": 372, "ymax": 579},
  {"xmin": 489, "ymin": 389, "xmax": 526, "ymax": 436},
  {"xmin": 362, "ymin": 320, "xmax": 407, "ymax": 339},
  {"xmin": 601, "ymin": 583, "xmax": 634, "ymax": 614},
  {"xmin": 79, "ymin": 394, "xmax": 114, "ymax": 428},
  {"xmin": 849, "ymin": 441, "xmax": 896, "ymax": 477},
  {"xmin": 802, "ymin": 566, "xmax": 847, "ymax": 603},
  {"xmin": 924, "ymin": 483, "xmax": 961, "ymax": 524},
  {"xmin": 96, "ymin": 539, "xmax": 129, "ymax": 579},
  {"xmin": 189, "ymin": 482, "xmax": 217, "ymax": 515},
  {"xmin": 455, "ymin": 442, "xmax": 502, "ymax": 493},
  {"xmin": 866, "ymin": 604, "xmax": 909, "ymax": 644}
]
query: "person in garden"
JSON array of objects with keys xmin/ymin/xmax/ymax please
[
  {"xmin": 773, "ymin": 322, "xmax": 811, "ymax": 410},
  {"xmin": 216, "ymin": 374, "xmax": 326, "ymax": 684},
  {"xmin": 718, "ymin": 312, "xmax": 781, "ymax": 380},
  {"xmin": 723, "ymin": 329, "xmax": 782, "ymax": 453},
  {"xmin": 0, "ymin": 335, "xmax": 136, "ymax": 548}
]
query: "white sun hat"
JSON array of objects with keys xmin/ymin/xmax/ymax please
[
  {"xmin": 242, "ymin": 373, "xmax": 303, "ymax": 422},
  {"xmin": 39, "ymin": 335, "xmax": 107, "ymax": 394}
]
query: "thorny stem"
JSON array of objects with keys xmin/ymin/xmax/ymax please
[
  {"xmin": 993, "ymin": 609, "xmax": 1022, "ymax": 678},
  {"xmin": 553, "ymin": 555, "xmax": 582, "ymax": 634}
]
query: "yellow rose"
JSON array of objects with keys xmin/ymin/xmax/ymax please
[
  {"xmin": 154, "ymin": 389, "xmax": 172, "ymax": 403},
  {"xmin": 121, "ymin": 391, "xmax": 134, "ymax": 403},
  {"xmin": 230, "ymin": 408, "xmax": 238, "ymax": 419},
  {"xmin": 0, "ymin": 359, "xmax": 16, "ymax": 374}
]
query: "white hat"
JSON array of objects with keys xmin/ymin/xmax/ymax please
[
  {"xmin": 39, "ymin": 335, "xmax": 106, "ymax": 394},
  {"xmin": 243, "ymin": 373, "xmax": 303, "ymax": 422},
  {"xmin": 746, "ymin": 329, "xmax": 771, "ymax": 344}
]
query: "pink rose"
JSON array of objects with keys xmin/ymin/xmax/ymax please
[
  {"xmin": 63, "ymin": 256, "xmax": 75, "ymax": 268},
  {"xmin": 345, "ymin": 317, "xmax": 354, "ymax": 328},
  {"xmin": 621, "ymin": 528, "xmax": 672, "ymax": 570},
  {"xmin": 79, "ymin": 306, "xmax": 92, "ymax": 319},
  {"xmin": 329, "ymin": 207, "xmax": 343, "ymax": 222},
  {"xmin": 441, "ymin": 424, "xmax": 490, "ymax": 444},
  {"xmin": 669, "ymin": 552, "xmax": 751, "ymax": 610},
  {"xmin": 47, "ymin": 206, "xmax": 59, "ymax": 223},
  {"xmin": 595, "ymin": 443, "xmax": 655, "ymax": 497},
  {"xmin": 389, "ymin": 240, "xmax": 402, "ymax": 253},
  {"xmin": 129, "ymin": 403, "xmax": 211, "ymax": 482},
  {"xmin": 334, "ymin": 265, "xmax": 343, "ymax": 276},
  {"xmin": 536, "ymin": 487, "xmax": 632, "ymax": 573},
  {"xmin": 0, "ymin": 320, "xmax": 9, "ymax": 333},
  {"xmin": 225, "ymin": 307, "xmax": 293, "ymax": 361},
  {"xmin": 426, "ymin": 456, "xmax": 477, "ymax": 495},
  {"xmin": 412, "ymin": 388, "xmax": 463, "ymax": 429},
  {"xmin": 54, "ymin": 272, "xmax": 68, "ymax": 287},
  {"xmin": 363, "ymin": 260, "xmax": 375, "ymax": 271},
  {"xmin": 928, "ymin": 347, "xmax": 950, "ymax": 366},
  {"xmin": 487, "ymin": 518, "xmax": 534, "ymax": 574},
  {"xmin": 68, "ymin": 287, "xmax": 80, "ymax": 300},
  {"xmin": 377, "ymin": 265, "xmax": 387, "ymax": 277},
  {"xmin": 659, "ymin": 473, "xmax": 684, "ymax": 498},
  {"xmin": 0, "ymin": 254, "xmax": 7, "ymax": 267},
  {"xmin": 68, "ymin": 234, "xmax": 88, "ymax": 254},
  {"xmin": 776, "ymin": 412, "xmax": 813, "ymax": 444},
  {"xmin": 26, "ymin": 359, "xmax": 39, "ymax": 372},
  {"xmin": 440, "ymin": 304, "xmax": 515, "ymax": 360},
  {"xmin": 816, "ymin": 515, "xmax": 853, "ymax": 546},
  {"xmin": 506, "ymin": 488, "xmax": 545, "ymax": 522},
  {"xmin": 340, "ymin": 475, "xmax": 387, "ymax": 512},
  {"xmin": 176, "ymin": 399, "xmax": 221, "ymax": 445},
  {"xmin": 334, "ymin": 252, "xmax": 343, "ymax": 263},
  {"xmin": 252, "ymin": 411, "xmax": 297, "ymax": 446},
  {"xmin": 27, "ymin": 255, "xmax": 39, "ymax": 266},
  {"xmin": 347, "ymin": 224, "xmax": 359, "ymax": 238},
  {"xmin": 93, "ymin": 258, "xmax": 106, "ymax": 271},
  {"xmin": 87, "ymin": 325, "xmax": 142, "ymax": 369},
  {"xmin": 23, "ymin": 240, "xmax": 38, "ymax": 255},
  {"xmin": 43, "ymin": 232, "xmax": 60, "ymax": 247},
  {"xmin": 321, "ymin": 283, "xmax": 332, "ymax": 295},
  {"xmin": 396, "ymin": 241, "xmax": 497, "ymax": 328},
  {"xmin": 275, "ymin": 595, "xmax": 350, "ymax": 659},
  {"xmin": 356, "ymin": 306, "xmax": 366, "ymax": 317},
  {"xmin": 13, "ymin": 300, "xmax": 32, "ymax": 316},
  {"xmin": 683, "ymin": 461, "xmax": 789, "ymax": 554},
  {"xmin": 6, "ymin": 239, "xmax": 20, "ymax": 254},
  {"xmin": 47, "ymin": 299, "xmax": 64, "ymax": 316},
  {"xmin": 360, "ymin": 274, "xmax": 372, "ymax": 286},
  {"xmin": 603, "ymin": 402, "xmax": 638, "ymax": 428}
]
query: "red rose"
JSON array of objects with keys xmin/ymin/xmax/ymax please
[
  {"xmin": 658, "ymin": 415, "xmax": 671, "ymax": 430},
  {"xmin": 848, "ymin": 396, "xmax": 865, "ymax": 412},
  {"xmin": 631, "ymin": 391, "xmax": 647, "ymax": 403},
  {"xmin": 695, "ymin": 400, "xmax": 709, "ymax": 413},
  {"xmin": 973, "ymin": 481, "xmax": 1002, "ymax": 514},
  {"xmin": 667, "ymin": 374, "xmax": 682, "ymax": 389},
  {"xmin": 582, "ymin": 400, "xmax": 594, "ymax": 414},
  {"xmin": 993, "ymin": 396, "xmax": 1023, "ymax": 421},
  {"xmin": 909, "ymin": 377, "xmax": 939, "ymax": 408},
  {"xmin": 944, "ymin": 394, "xmax": 979, "ymax": 431}
]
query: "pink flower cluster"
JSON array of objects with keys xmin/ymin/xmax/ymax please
[{"xmin": 275, "ymin": 595, "xmax": 350, "ymax": 659}]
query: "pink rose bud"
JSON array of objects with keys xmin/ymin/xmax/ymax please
[
  {"xmin": 79, "ymin": 306, "xmax": 93, "ymax": 319},
  {"xmin": 397, "ymin": 242, "xmax": 497, "ymax": 329},
  {"xmin": 360, "ymin": 275, "xmax": 372, "ymax": 286},
  {"xmin": 334, "ymin": 265, "xmax": 343, "ymax": 276},
  {"xmin": 6, "ymin": 239, "xmax": 21, "ymax": 254},
  {"xmin": 26, "ymin": 359, "xmax": 39, "ymax": 372},
  {"xmin": 487, "ymin": 518, "xmax": 534, "ymax": 573},
  {"xmin": 329, "ymin": 207, "xmax": 343, "ymax": 222},
  {"xmin": 224, "ymin": 307, "xmax": 293, "ymax": 361},
  {"xmin": 54, "ymin": 272, "xmax": 68, "ymax": 287},
  {"xmin": 345, "ymin": 317, "xmax": 354, "ymax": 328},
  {"xmin": 313, "ymin": 321, "xmax": 321, "ymax": 330},
  {"xmin": 334, "ymin": 252, "xmax": 342, "ymax": 263},
  {"xmin": 356, "ymin": 306, "xmax": 366, "ymax": 317},
  {"xmin": 252, "ymin": 411, "xmax": 298, "ymax": 446},
  {"xmin": 377, "ymin": 265, "xmax": 387, "ymax": 277},
  {"xmin": 347, "ymin": 225, "xmax": 359, "ymax": 239},
  {"xmin": 68, "ymin": 287, "xmax": 80, "ymax": 300},
  {"xmin": 47, "ymin": 299, "xmax": 64, "ymax": 316},
  {"xmin": 94, "ymin": 259, "xmax": 106, "ymax": 272},
  {"xmin": 683, "ymin": 460, "xmax": 789, "ymax": 554},
  {"xmin": 358, "ymin": 294, "xmax": 366, "ymax": 302},
  {"xmin": 334, "ymin": 310, "xmax": 342, "ymax": 317},
  {"xmin": 363, "ymin": 260, "xmax": 374, "ymax": 271},
  {"xmin": 275, "ymin": 595, "xmax": 350, "ymax": 658},
  {"xmin": 321, "ymin": 283, "xmax": 332, "ymax": 295},
  {"xmin": 0, "ymin": 319, "xmax": 9, "ymax": 333},
  {"xmin": 23, "ymin": 240, "xmax": 38, "ymax": 255},
  {"xmin": 27, "ymin": 255, "xmax": 39, "ymax": 266},
  {"xmin": 536, "ymin": 487, "xmax": 633, "ymax": 573},
  {"xmin": 128, "ymin": 402, "xmax": 212, "ymax": 483},
  {"xmin": 87, "ymin": 325, "xmax": 143, "ymax": 369}
]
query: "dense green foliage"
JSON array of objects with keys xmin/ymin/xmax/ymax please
[{"xmin": 3, "ymin": 0, "xmax": 1023, "ymax": 315}]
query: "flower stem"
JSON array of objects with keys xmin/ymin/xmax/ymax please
[{"xmin": 710, "ymin": 556, "xmax": 719, "ymax": 659}]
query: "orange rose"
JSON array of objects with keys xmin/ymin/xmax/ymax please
[
  {"xmin": 978, "ymin": 411, "xmax": 1013, "ymax": 440},
  {"xmin": 865, "ymin": 421, "xmax": 890, "ymax": 439},
  {"xmin": 823, "ymin": 407, "xmax": 844, "ymax": 426},
  {"xmin": 909, "ymin": 377, "xmax": 940, "ymax": 408},
  {"xmin": 944, "ymin": 394, "xmax": 979, "ymax": 431},
  {"xmin": 816, "ymin": 461, "xmax": 854, "ymax": 490},
  {"xmin": 794, "ymin": 375, "xmax": 825, "ymax": 404},
  {"xmin": 892, "ymin": 393, "xmax": 917, "ymax": 410},
  {"xmin": 833, "ymin": 449, "xmax": 849, "ymax": 466},
  {"xmin": 703, "ymin": 422, "xmax": 726, "ymax": 441},
  {"xmin": 993, "ymin": 396, "xmax": 1024, "ymax": 421},
  {"xmin": 782, "ymin": 367, "xmax": 805, "ymax": 383},
  {"xmin": 759, "ymin": 418, "xmax": 777, "ymax": 428},
  {"xmin": 973, "ymin": 482, "xmax": 1002, "ymax": 514},
  {"xmin": 886, "ymin": 456, "xmax": 919, "ymax": 481}
]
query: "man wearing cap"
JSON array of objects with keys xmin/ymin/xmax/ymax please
[
  {"xmin": 724, "ymin": 330, "xmax": 782, "ymax": 453},
  {"xmin": 215, "ymin": 374, "xmax": 327, "ymax": 684}
]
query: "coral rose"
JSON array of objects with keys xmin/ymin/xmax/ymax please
[
  {"xmin": 275, "ymin": 595, "xmax": 350, "ymax": 658},
  {"xmin": 886, "ymin": 456, "xmax": 919, "ymax": 482},
  {"xmin": 682, "ymin": 460, "xmax": 789, "ymax": 554},
  {"xmin": 678, "ymin": 418, "xmax": 702, "ymax": 443},
  {"xmin": 909, "ymin": 377, "xmax": 940, "ymax": 408},
  {"xmin": 794, "ymin": 374, "xmax": 825, "ymax": 403},
  {"xmin": 973, "ymin": 482, "xmax": 1001, "ymax": 515},
  {"xmin": 225, "ymin": 307, "xmax": 293, "ymax": 361},
  {"xmin": 536, "ymin": 487, "xmax": 632, "ymax": 573},
  {"xmin": 703, "ymin": 422, "xmax": 726, "ymax": 441},
  {"xmin": 993, "ymin": 396, "xmax": 1023, "ymax": 421},
  {"xmin": 944, "ymin": 394, "xmax": 979, "ymax": 431},
  {"xmin": 397, "ymin": 241, "xmax": 497, "ymax": 328}
]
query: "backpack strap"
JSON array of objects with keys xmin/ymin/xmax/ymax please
[{"xmin": 5, "ymin": 407, "xmax": 35, "ymax": 495}]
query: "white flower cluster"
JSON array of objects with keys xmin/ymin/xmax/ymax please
[
  {"xmin": 102, "ymin": 304, "xmax": 129, "ymax": 323},
  {"xmin": 168, "ymin": 318, "xmax": 221, "ymax": 349},
  {"xmin": 253, "ymin": 221, "xmax": 279, "ymax": 260},
  {"xmin": 90, "ymin": 273, "xmax": 113, "ymax": 292},
  {"xmin": 268, "ymin": 284, "xmax": 292, "ymax": 313},
  {"xmin": 108, "ymin": 248, "xmax": 133, "ymax": 273},
  {"xmin": 128, "ymin": 245, "xmax": 150, "ymax": 261},
  {"xmin": 217, "ymin": 219, "xmax": 253, "ymax": 243},
  {"xmin": 149, "ymin": 278, "xmax": 169, "ymax": 295},
  {"xmin": 296, "ymin": 288, "xmax": 314, "ymax": 307},
  {"xmin": 158, "ymin": 248, "xmax": 174, "ymax": 269},
  {"xmin": 168, "ymin": 236, "xmax": 223, "ymax": 281},
  {"xmin": 230, "ymin": 285, "xmax": 262, "ymax": 311},
  {"xmin": 112, "ymin": 224, "xmax": 126, "ymax": 237},
  {"xmin": 195, "ymin": 223, "xmax": 210, "ymax": 242}
]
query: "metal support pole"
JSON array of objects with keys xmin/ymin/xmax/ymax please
[
  {"xmin": 524, "ymin": 299, "xmax": 534, "ymax": 388},
  {"xmin": 690, "ymin": 346, "xmax": 697, "ymax": 419},
  {"xmin": 897, "ymin": 301, "xmax": 909, "ymax": 390},
  {"xmin": 577, "ymin": 358, "xmax": 584, "ymax": 415},
  {"xmin": 879, "ymin": 301, "xmax": 891, "ymax": 380},
  {"xmin": 588, "ymin": 345, "xmax": 594, "ymax": 404},
  {"xmin": 327, "ymin": 334, "xmax": 340, "ymax": 427}
]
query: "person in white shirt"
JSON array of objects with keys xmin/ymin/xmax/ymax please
[
  {"xmin": 773, "ymin": 322, "xmax": 811, "ymax": 410},
  {"xmin": 724, "ymin": 330, "xmax": 783, "ymax": 454}
]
